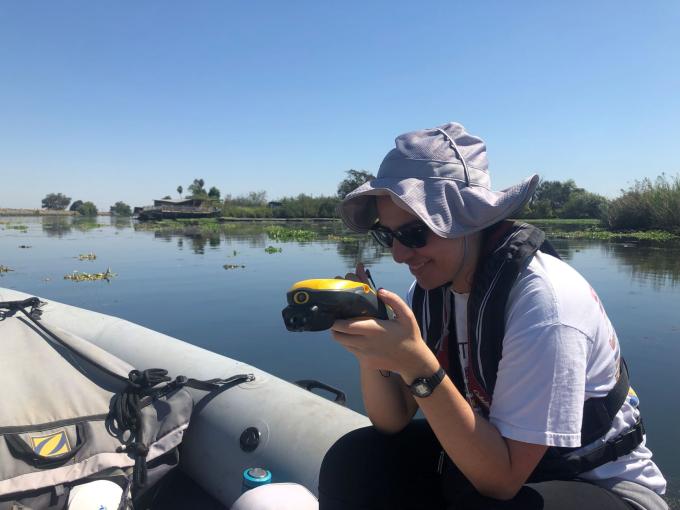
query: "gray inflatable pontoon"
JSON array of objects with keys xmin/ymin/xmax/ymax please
[{"xmin": 0, "ymin": 288, "xmax": 370, "ymax": 508}]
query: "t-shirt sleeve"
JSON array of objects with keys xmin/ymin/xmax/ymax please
[{"xmin": 488, "ymin": 268, "xmax": 588, "ymax": 448}]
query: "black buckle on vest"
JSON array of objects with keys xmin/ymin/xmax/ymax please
[{"xmin": 607, "ymin": 420, "xmax": 645, "ymax": 462}]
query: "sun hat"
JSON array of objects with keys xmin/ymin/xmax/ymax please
[{"xmin": 339, "ymin": 122, "xmax": 540, "ymax": 239}]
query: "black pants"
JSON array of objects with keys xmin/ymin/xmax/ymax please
[{"xmin": 318, "ymin": 420, "xmax": 632, "ymax": 510}]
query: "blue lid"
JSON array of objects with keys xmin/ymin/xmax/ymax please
[{"xmin": 243, "ymin": 467, "xmax": 272, "ymax": 485}]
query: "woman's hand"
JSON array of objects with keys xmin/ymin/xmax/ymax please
[
  {"xmin": 336, "ymin": 262, "xmax": 369, "ymax": 284},
  {"xmin": 330, "ymin": 288, "xmax": 436, "ymax": 379}
]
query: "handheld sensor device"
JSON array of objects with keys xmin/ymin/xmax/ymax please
[{"xmin": 282, "ymin": 278, "xmax": 388, "ymax": 332}]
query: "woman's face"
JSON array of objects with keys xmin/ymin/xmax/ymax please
[{"xmin": 375, "ymin": 196, "xmax": 470, "ymax": 291}]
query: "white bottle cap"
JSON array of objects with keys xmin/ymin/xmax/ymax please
[{"xmin": 67, "ymin": 480, "xmax": 123, "ymax": 510}]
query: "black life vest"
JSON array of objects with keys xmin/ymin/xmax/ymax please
[{"xmin": 412, "ymin": 221, "xmax": 642, "ymax": 479}]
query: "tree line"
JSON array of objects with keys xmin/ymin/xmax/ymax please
[
  {"xmin": 39, "ymin": 171, "xmax": 680, "ymax": 232},
  {"xmin": 40, "ymin": 194, "xmax": 131, "ymax": 217}
]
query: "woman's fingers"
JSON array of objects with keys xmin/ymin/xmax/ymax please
[
  {"xmin": 376, "ymin": 289, "xmax": 417, "ymax": 328},
  {"xmin": 356, "ymin": 263, "xmax": 369, "ymax": 283},
  {"xmin": 331, "ymin": 317, "xmax": 382, "ymax": 335}
]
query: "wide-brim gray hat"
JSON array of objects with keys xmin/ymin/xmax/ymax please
[{"xmin": 339, "ymin": 122, "xmax": 539, "ymax": 238}]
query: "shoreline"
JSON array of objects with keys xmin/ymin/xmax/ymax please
[{"xmin": 0, "ymin": 208, "xmax": 112, "ymax": 217}]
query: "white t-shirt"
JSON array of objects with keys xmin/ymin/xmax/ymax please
[{"xmin": 408, "ymin": 251, "xmax": 666, "ymax": 495}]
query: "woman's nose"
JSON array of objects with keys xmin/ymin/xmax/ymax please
[{"xmin": 391, "ymin": 239, "xmax": 414, "ymax": 263}]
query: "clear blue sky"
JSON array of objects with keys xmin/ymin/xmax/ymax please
[{"xmin": 1, "ymin": 0, "xmax": 678, "ymax": 210}]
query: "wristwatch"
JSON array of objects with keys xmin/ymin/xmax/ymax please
[{"xmin": 408, "ymin": 367, "xmax": 446, "ymax": 398}]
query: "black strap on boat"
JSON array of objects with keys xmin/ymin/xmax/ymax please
[
  {"xmin": 0, "ymin": 297, "xmax": 44, "ymax": 320},
  {"xmin": 1, "ymin": 297, "xmax": 255, "ymax": 489},
  {"xmin": 5, "ymin": 423, "xmax": 87, "ymax": 469},
  {"xmin": 112, "ymin": 369, "xmax": 255, "ymax": 487}
]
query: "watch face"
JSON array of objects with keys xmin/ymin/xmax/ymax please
[{"xmin": 412, "ymin": 380, "xmax": 432, "ymax": 398}]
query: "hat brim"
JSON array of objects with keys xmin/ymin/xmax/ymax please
[{"xmin": 339, "ymin": 174, "xmax": 539, "ymax": 239}]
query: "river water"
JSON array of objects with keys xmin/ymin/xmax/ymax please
[{"xmin": 1, "ymin": 216, "xmax": 679, "ymax": 501}]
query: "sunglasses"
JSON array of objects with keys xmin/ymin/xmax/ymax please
[{"xmin": 370, "ymin": 221, "xmax": 430, "ymax": 249}]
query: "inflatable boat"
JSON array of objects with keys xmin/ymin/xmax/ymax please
[{"xmin": 0, "ymin": 287, "xmax": 370, "ymax": 508}]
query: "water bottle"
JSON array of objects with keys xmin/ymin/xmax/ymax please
[{"xmin": 241, "ymin": 467, "xmax": 272, "ymax": 493}]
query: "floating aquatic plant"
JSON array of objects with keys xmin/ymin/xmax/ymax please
[
  {"xmin": 223, "ymin": 264, "xmax": 245, "ymax": 270},
  {"xmin": 264, "ymin": 226, "xmax": 317, "ymax": 242},
  {"xmin": 78, "ymin": 253, "xmax": 97, "ymax": 260},
  {"xmin": 18, "ymin": 245, "xmax": 32, "ymax": 249},
  {"xmin": 264, "ymin": 246, "xmax": 283, "ymax": 254},
  {"xmin": 64, "ymin": 268, "xmax": 116, "ymax": 282},
  {"xmin": 6, "ymin": 224, "xmax": 28, "ymax": 231},
  {"xmin": 0, "ymin": 265, "xmax": 13, "ymax": 273}
]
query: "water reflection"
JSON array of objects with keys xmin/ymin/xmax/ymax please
[
  {"xmin": 41, "ymin": 217, "xmax": 72, "ymax": 238},
  {"xmin": 41, "ymin": 216, "xmax": 106, "ymax": 237},
  {"xmin": 602, "ymin": 241, "xmax": 680, "ymax": 288},
  {"xmin": 109, "ymin": 217, "xmax": 132, "ymax": 230},
  {"xmin": 334, "ymin": 237, "xmax": 388, "ymax": 266}
]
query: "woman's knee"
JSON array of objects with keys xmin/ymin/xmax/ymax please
[{"xmin": 319, "ymin": 426, "xmax": 388, "ymax": 484}]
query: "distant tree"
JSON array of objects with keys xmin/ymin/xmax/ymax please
[
  {"xmin": 77, "ymin": 201, "xmax": 98, "ymax": 216},
  {"xmin": 42, "ymin": 193, "xmax": 71, "ymax": 210},
  {"xmin": 188, "ymin": 178, "xmax": 206, "ymax": 197},
  {"xmin": 177, "ymin": 185, "xmax": 183, "ymax": 198},
  {"xmin": 561, "ymin": 191, "xmax": 609, "ymax": 219},
  {"xmin": 110, "ymin": 201, "xmax": 132, "ymax": 216},
  {"xmin": 533, "ymin": 179, "xmax": 582, "ymax": 213},
  {"xmin": 337, "ymin": 169, "xmax": 375, "ymax": 199},
  {"xmin": 69, "ymin": 200, "xmax": 84, "ymax": 212},
  {"xmin": 162, "ymin": 195, "xmax": 172, "ymax": 199},
  {"xmin": 208, "ymin": 186, "xmax": 221, "ymax": 200}
]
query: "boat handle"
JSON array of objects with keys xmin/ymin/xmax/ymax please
[{"xmin": 294, "ymin": 379, "xmax": 347, "ymax": 406}]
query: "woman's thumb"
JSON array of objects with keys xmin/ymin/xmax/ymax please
[{"xmin": 376, "ymin": 288, "xmax": 415, "ymax": 325}]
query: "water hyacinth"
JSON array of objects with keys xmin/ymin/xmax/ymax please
[
  {"xmin": 223, "ymin": 264, "xmax": 245, "ymax": 270},
  {"xmin": 264, "ymin": 226, "xmax": 317, "ymax": 242},
  {"xmin": 64, "ymin": 268, "xmax": 116, "ymax": 282}
]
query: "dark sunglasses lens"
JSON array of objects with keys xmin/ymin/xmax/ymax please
[
  {"xmin": 395, "ymin": 224, "xmax": 428, "ymax": 248},
  {"xmin": 370, "ymin": 228, "xmax": 393, "ymax": 248}
]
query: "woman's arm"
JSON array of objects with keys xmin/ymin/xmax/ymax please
[
  {"xmin": 358, "ymin": 362, "xmax": 419, "ymax": 434},
  {"xmin": 400, "ymin": 354, "xmax": 548, "ymax": 500},
  {"xmin": 332, "ymin": 288, "xmax": 548, "ymax": 500}
]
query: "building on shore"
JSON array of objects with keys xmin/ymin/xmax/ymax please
[{"xmin": 134, "ymin": 198, "xmax": 220, "ymax": 221}]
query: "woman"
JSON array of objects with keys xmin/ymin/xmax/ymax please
[{"xmin": 319, "ymin": 123, "xmax": 667, "ymax": 509}]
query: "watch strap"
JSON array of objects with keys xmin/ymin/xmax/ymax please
[{"xmin": 409, "ymin": 367, "xmax": 446, "ymax": 397}]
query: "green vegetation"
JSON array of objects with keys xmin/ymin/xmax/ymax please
[
  {"xmin": 605, "ymin": 174, "xmax": 680, "ymax": 233},
  {"xmin": 223, "ymin": 263, "xmax": 245, "ymax": 269},
  {"xmin": 337, "ymin": 169, "xmax": 375, "ymax": 199},
  {"xmin": 516, "ymin": 175, "xmax": 680, "ymax": 236},
  {"xmin": 188, "ymin": 178, "xmax": 207, "ymax": 197},
  {"xmin": 24, "ymin": 172, "xmax": 680, "ymax": 238},
  {"xmin": 78, "ymin": 253, "xmax": 97, "ymax": 260},
  {"xmin": 208, "ymin": 186, "xmax": 221, "ymax": 200},
  {"xmin": 5, "ymin": 224, "xmax": 28, "ymax": 231},
  {"xmin": 265, "ymin": 226, "xmax": 317, "ymax": 241},
  {"xmin": 42, "ymin": 192, "xmax": 71, "ymax": 210},
  {"xmin": 221, "ymin": 191, "xmax": 269, "ymax": 217},
  {"xmin": 547, "ymin": 227, "xmax": 678, "ymax": 242},
  {"xmin": 518, "ymin": 180, "xmax": 608, "ymax": 220},
  {"xmin": 110, "ymin": 201, "xmax": 132, "ymax": 216},
  {"xmin": 77, "ymin": 202, "xmax": 98, "ymax": 216},
  {"xmin": 64, "ymin": 268, "xmax": 115, "ymax": 281},
  {"xmin": 264, "ymin": 245, "xmax": 283, "ymax": 254}
]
